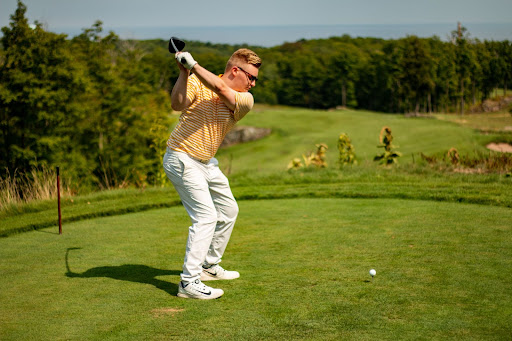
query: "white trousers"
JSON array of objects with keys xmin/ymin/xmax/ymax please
[{"xmin": 163, "ymin": 149, "xmax": 239, "ymax": 283}]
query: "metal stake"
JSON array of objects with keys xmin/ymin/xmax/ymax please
[{"xmin": 57, "ymin": 167, "xmax": 62, "ymax": 235}]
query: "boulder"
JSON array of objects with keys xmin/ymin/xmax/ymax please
[{"xmin": 221, "ymin": 126, "xmax": 272, "ymax": 148}]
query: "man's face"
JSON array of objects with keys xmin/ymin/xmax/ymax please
[{"xmin": 232, "ymin": 64, "xmax": 259, "ymax": 92}]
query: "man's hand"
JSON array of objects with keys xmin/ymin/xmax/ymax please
[{"xmin": 176, "ymin": 52, "xmax": 198, "ymax": 70}]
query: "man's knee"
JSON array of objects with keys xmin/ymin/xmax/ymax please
[
  {"xmin": 225, "ymin": 203, "xmax": 239, "ymax": 221},
  {"xmin": 195, "ymin": 212, "xmax": 218, "ymax": 226}
]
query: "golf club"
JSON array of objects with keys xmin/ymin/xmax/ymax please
[{"xmin": 168, "ymin": 36, "xmax": 187, "ymax": 64}]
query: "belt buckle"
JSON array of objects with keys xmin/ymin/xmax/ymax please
[{"xmin": 191, "ymin": 155, "xmax": 209, "ymax": 164}]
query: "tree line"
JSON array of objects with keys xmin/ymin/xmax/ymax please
[
  {"xmin": 1, "ymin": 1, "xmax": 511, "ymax": 191},
  {"xmin": 1, "ymin": 2, "xmax": 174, "ymax": 190},
  {"xmin": 252, "ymin": 28, "xmax": 512, "ymax": 113}
]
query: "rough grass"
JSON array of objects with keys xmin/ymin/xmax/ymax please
[{"xmin": 0, "ymin": 167, "xmax": 74, "ymax": 211}]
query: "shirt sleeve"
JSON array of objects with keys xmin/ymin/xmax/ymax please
[
  {"xmin": 233, "ymin": 91, "xmax": 254, "ymax": 121},
  {"xmin": 186, "ymin": 74, "xmax": 200, "ymax": 105}
]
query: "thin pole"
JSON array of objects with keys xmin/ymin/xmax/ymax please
[{"xmin": 57, "ymin": 166, "xmax": 62, "ymax": 235}]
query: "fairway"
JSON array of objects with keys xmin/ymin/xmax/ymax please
[
  {"xmin": 215, "ymin": 107, "xmax": 495, "ymax": 175},
  {"xmin": 1, "ymin": 198, "xmax": 511, "ymax": 340}
]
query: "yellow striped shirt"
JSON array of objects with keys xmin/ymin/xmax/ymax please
[{"xmin": 167, "ymin": 74, "xmax": 254, "ymax": 160}]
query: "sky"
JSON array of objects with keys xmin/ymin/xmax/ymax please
[
  {"xmin": 1, "ymin": 0, "xmax": 511, "ymax": 45},
  {"xmin": 2, "ymin": 0, "xmax": 512, "ymax": 28}
]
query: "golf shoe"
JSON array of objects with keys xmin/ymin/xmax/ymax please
[
  {"xmin": 201, "ymin": 264, "xmax": 240, "ymax": 281},
  {"xmin": 177, "ymin": 279, "xmax": 224, "ymax": 299}
]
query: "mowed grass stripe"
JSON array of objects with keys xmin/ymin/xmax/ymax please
[{"xmin": 0, "ymin": 198, "xmax": 510, "ymax": 340}]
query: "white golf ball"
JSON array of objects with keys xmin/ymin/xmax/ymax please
[{"xmin": 369, "ymin": 269, "xmax": 376, "ymax": 276}]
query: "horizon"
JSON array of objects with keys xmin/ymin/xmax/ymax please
[
  {"xmin": 33, "ymin": 22, "xmax": 512, "ymax": 47},
  {"xmin": 1, "ymin": 0, "xmax": 512, "ymax": 44},
  {"xmin": 2, "ymin": 0, "xmax": 511, "ymax": 47}
]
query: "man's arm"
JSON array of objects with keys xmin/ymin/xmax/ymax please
[
  {"xmin": 170, "ymin": 61, "xmax": 191, "ymax": 111},
  {"xmin": 191, "ymin": 64, "xmax": 236, "ymax": 111},
  {"xmin": 177, "ymin": 52, "xmax": 237, "ymax": 112}
]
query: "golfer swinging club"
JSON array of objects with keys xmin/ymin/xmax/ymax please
[{"xmin": 163, "ymin": 48, "xmax": 262, "ymax": 299}]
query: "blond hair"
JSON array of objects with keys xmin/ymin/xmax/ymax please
[{"xmin": 225, "ymin": 48, "xmax": 262, "ymax": 72}]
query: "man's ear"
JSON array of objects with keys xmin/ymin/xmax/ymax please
[{"xmin": 227, "ymin": 66, "xmax": 238, "ymax": 79}]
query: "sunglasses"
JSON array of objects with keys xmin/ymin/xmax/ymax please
[{"xmin": 236, "ymin": 66, "xmax": 258, "ymax": 82}]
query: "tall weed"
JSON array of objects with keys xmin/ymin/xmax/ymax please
[
  {"xmin": 420, "ymin": 150, "xmax": 512, "ymax": 174},
  {"xmin": 0, "ymin": 167, "xmax": 74, "ymax": 212}
]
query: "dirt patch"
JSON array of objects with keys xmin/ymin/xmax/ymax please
[
  {"xmin": 486, "ymin": 143, "xmax": 512, "ymax": 153},
  {"xmin": 453, "ymin": 167, "xmax": 486, "ymax": 174},
  {"xmin": 151, "ymin": 308, "xmax": 184, "ymax": 318}
]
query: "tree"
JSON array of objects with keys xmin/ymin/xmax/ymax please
[
  {"xmin": 428, "ymin": 37, "xmax": 457, "ymax": 112},
  {"xmin": 70, "ymin": 22, "xmax": 174, "ymax": 188},
  {"xmin": 276, "ymin": 47, "xmax": 328, "ymax": 108},
  {"xmin": 0, "ymin": 1, "xmax": 85, "ymax": 174},
  {"xmin": 329, "ymin": 43, "xmax": 364, "ymax": 108},
  {"xmin": 356, "ymin": 49, "xmax": 394, "ymax": 112},
  {"xmin": 451, "ymin": 23, "xmax": 477, "ymax": 115},
  {"xmin": 395, "ymin": 36, "xmax": 435, "ymax": 113},
  {"xmin": 498, "ymin": 40, "xmax": 512, "ymax": 96},
  {"xmin": 474, "ymin": 41, "xmax": 493, "ymax": 101}
]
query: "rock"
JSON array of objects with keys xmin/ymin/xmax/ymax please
[
  {"xmin": 481, "ymin": 96, "xmax": 512, "ymax": 113},
  {"xmin": 220, "ymin": 126, "xmax": 272, "ymax": 148}
]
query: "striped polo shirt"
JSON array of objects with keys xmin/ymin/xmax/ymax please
[{"xmin": 167, "ymin": 74, "xmax": 254, "ymax": 160}]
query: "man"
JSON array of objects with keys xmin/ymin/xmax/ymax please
[{"xmin": 163, "ymin": 48, "xmax": 261, "ymax": 299}]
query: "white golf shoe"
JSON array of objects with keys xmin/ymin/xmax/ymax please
[
  {"xmin": 177, "ymin": 279, "xmax": 224, "ymax": 300},
  {"xmin": 201, "ymin": 264, "xmax": 240, "ymax": 281}
]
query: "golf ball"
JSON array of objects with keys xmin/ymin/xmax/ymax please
[{"xmin": 369, "ymin": 269, "xmax": 376, "ymax": 276}]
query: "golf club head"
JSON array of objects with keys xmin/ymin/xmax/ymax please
[
  {"xmin": 169, "ymin": 36, "xmax": 186, "ymax": 53},
  {"xmin": 168, "ymin": 36, "xmax": 187, "ymax": 64}
]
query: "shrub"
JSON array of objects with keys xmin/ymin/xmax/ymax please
[
  {"xmin": 374, "ymin": 126, "xmax": 402, "ymax": 165},
  {"xmin": 337, "ymin": 133, "xmax": 357, "ymax": 166},
  {"xmin": 447, "ymin": 148, "xmax": 460, "ymax": 165},
  {"xmin": 288, "ymin": 143, "xmax": 328, "ymax": 170}
]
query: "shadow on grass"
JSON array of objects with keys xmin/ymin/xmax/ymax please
[{"xmin": 65, "ymin": 247, "xmax": 181, "ymax": 296}]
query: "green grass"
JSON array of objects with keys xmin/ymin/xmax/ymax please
[
  {"xmin": 436, "ymin": 112, "xmax": 512, "ymax": 135},
  {"xmin": 2, "ymin": 106, "xmax": 512, "ymax": 339},
  {"xmin": 1, "ymin": 198, "xmax": 511, "ymax": 340}
]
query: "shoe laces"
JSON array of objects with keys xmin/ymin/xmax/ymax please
[
  {"xmin": 193, "ymin": 279, "xmax": 208, "ymax": 290},
  {"xmin": 204, "ymin": 264, "xmax": 224, "ymax": 275}
]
